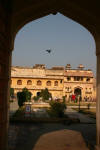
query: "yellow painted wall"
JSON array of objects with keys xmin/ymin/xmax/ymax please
[
  {"xmin": 11, "ymin": 67, "xmax": 96, "ymax": 101},
  {"xmin": 11, "ymin": 77, "xmax": 64, "ymax": 98}
]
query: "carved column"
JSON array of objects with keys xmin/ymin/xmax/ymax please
[
  {"xmin": 96, "ymin": 38, "xmax": 100, "ymax": 150},
  {"xmin": 0, "ymin": 3, "xmax": 12, "ymax": 150}
]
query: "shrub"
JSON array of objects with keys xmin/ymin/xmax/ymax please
[
  {"xmin": 33, "ymin": 96, "xmax": 40, "ymax": 101},
  {"xmin": 48, "ymin": 101, "xmax": 66, "ymax": 118},
  {"xmin": 13, "ymin": 107, "xmax": 25, "ymax": 118},
  {"xmin": 40, "ymin": 88, "xmax": 52, "ymax": 101}
]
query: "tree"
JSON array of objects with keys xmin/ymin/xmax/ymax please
[
  {"xmin": 17, "ymin": 88, "xmax": 32, "ymax": 107},
  {"xmin": 22, "ymin": 88, "xmax": 32, "ymax": 101},
  {"xmin": 40, "ymin": 88, "xmax": 52, "ymax": 101},
  {"xmin": 10, "ymin": 88, "xmax": 14, "ymax": 98}
]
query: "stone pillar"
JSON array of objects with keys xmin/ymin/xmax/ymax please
[
  {"xmin": 0, "ymin": 4, "xmax": 12, "ymax": 150},
  {"xmin": 0, "ymin": 50, "xmax": 12, "ymax": 150},
  {"xmin": 96, "ymin": 39, "xmax": 100, "ymax": 150}
]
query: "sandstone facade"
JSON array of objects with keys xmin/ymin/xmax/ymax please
[{"xmin": 11, "ymin": 64, "xmax": 96, "ymax": 101}]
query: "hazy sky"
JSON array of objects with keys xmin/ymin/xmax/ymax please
[{"xmin": 12, "ymin": 13, "xmax": 96, "ymax": 75}]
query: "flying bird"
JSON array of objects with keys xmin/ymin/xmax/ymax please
[{"xmin": 45, "ymin": 49, "xmax": 52, "ymax": 53}]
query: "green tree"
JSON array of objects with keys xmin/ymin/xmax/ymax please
[
  {"xmin": 22, "ymin": 88, "xmax": 32, "ymax": 101},
  {"xmin": 40, "ymin": 88, "xmax": 52, "ymax": 101},
  {"xmin": 10, "ymin": 88, "xmax": 14, "ymax": 98},
  {"xmin": 17, "ymin": 88, "xmax": 32, "ymax": 107}
]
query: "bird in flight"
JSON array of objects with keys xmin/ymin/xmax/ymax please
[{"xmin": 45, "ymin": 49, "xmax": 52, "ymax": 53}]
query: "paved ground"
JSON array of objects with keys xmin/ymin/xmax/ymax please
[
  {"xmin": 8, "ymin": 102, "xmax": 96, "ymax": 150},
  {"xmin": 66, "ymin": 107, "xmax": 96, "ymax": 123},
  {"xmin": 68, "ymin": 106, "xmax": 96, "ymax": 109},
  {"xmin": 8, "ymin": 123, "xmax": 96, "ymax": 150},
  {"xmin": 34, "ymin": 129, "xmax": 89, "ymax": 150},
  {"xmin": 9, "ymin": 101, "xmax": 19, "ymax": 117},
  {"xmin": 9, "ymin": 101, "xmax": 96, "ymax": 123}
]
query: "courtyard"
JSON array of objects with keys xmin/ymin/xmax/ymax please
[
  {"xmin": 8, "ymin": 122, "xmax": 96, "ymax": 150},
  {"xmin": 9, "ymin": 101, "xmax": 96, "ymax": 150}
]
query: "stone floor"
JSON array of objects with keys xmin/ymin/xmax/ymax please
[
  {"xmin": 9, "ymin": 101, "xmax": 19, "ymax": 117},
  {"xmin": 9, "ymin": 103, "xmax": 96, "ymax": 150},
  {"xmin": 34, "ymin": 129, "xmax": 89, "ymax": 150},
  {"xmin": 65, "ymin": 107, "xmax": 96, "ymax": 123},
  {"xmin": 8, "ymin": 123, "xmax": 96, "ymax": 150}
]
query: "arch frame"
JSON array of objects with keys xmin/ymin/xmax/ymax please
[
  {"xmin": 0, "ymin": 1, "xmax": 100, "ymax": 150},
  {"xmin": 10, "ymin": 0, "xmax": 100, "ymax": 50}
]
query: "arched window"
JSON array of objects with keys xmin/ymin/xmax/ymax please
[
  {"xmin": 54, "ymin": 81, "xmax": 58, "ymax": 86},
  {"xmin": 86, "ymin": 78, "xmax": 90, "ymax": 82},
  {"xmin": 37, "ymin": 80, "xmax": 42, "ymax": 86},
  {"xmin": 37, "ymin": 92, "xmax": 41, "ymax": 97},
  {"xmin": 60, "ymin": 80, "xmax": 62, "ymax": 83},
  {"xmin": 46, "ymin": 81, "xmax": 51, "ymax": 86},
  {"xmin": 17, "ymin": 80, "xmax": 22, "ymax": 85},
  {"xmin": 27, "ymin": 80, "xmax": 32, "ymax": 85}
]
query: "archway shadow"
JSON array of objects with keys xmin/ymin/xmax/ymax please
[{"xmin": 8, "ymin": 121, "xmax": 96, "ymax": 150}]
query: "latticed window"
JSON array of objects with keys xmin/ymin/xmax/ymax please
[
  {"xmin": 46, "ymin": 81, "xmax": 51, "ymax": 86},
  {"xmin": 54, "ymin": 81, "xmax": 58, "ymax": 86},
  {"xmin": 27, "ymin": 80, "xmax": 32, "ymax": 85},
  {"xmin": 37, "ymin": 80, "xmax": 42, "ymax": 86},
  {"xmin": 17, "ymin": 80, "xmax": 22, "ymax": 85}
]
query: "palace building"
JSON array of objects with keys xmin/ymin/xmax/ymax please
[{"xmin": 11, "ymin": 64, "xmax": 96, "ymax": 102}]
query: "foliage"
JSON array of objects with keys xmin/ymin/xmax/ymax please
[
  {"xmin": 33, "ymin": 96, "xmax": 40, "ymax": 101},
  {"xmin": 40, "ymin": 88, "xmax": 52, "ymax": 101},
  {"xmin": 22, "ymin": 88, "xmax": 32, "ymax": 101},
  {"xmin": 48, "ymin": 101, "xmax": 66, "ymax": 118},
  {"xmin": 10, "ymin": 88, "xmax": 14, "ymax": 98},
  {"xmin": 62, "ymin": 96, "xmax": 66, "ymax": 103},
  {"xmin": 13, "ymin": 107, "xmax": 25, "ymax": 118},
  {"xmin": 17, "ymin": 88, "xmax": 32, "ymax": 107}
]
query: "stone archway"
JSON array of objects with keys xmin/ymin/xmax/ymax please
[
  {"xmin": 74, "ymin": 88, "xmax": 81, "ymax": 97},
  {"xmin": 74, "ymin": 88, "xmax": 82, "ymax": 102},
  {"xmin": 0, "ymin": 1, "xmax": 100, "ymax": 150}
]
